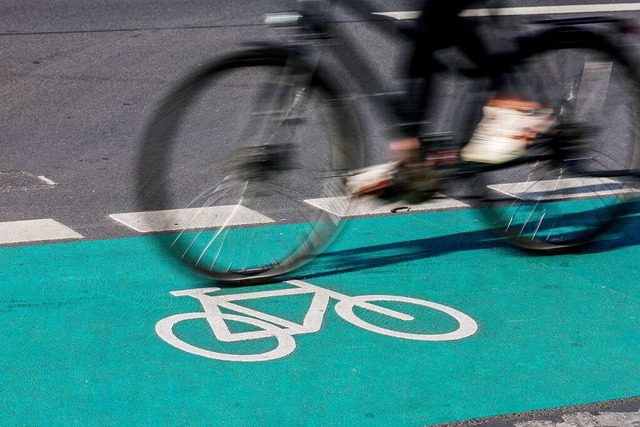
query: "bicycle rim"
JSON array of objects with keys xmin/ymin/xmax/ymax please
[
  {"xmin": 138, "ymin": 50, "xmax": 362, "ymax": 282},
  {"xmin": 478, "ymin": 38, "xmax": 640, "ymax": 251}
]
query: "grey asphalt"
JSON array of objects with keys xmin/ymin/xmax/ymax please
[
  {"xmin": 1, "ymin": 0, "xmax": 398, "ymax": 239},
  {"xmin": 432, "ymin": 397, "xmax": 640, "ymax": 426},
  {"xmin": 5, "ymin": 0, "xmax": 640, "ymax": 240}
]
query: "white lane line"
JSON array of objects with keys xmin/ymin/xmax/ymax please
[
  {"xmin": 0, "ymin": 219, "xmax": 83, "ymax": 244},
  {"xmin": 110, "ymin": 206, "xmax": 275, "ymax": 233},
  {"xmin": 375, "ymin": 3, "xmax": 640, "ymax": 20},
  {"xmin": 305, "ymin": 194, "xmax": 469, "ymax": 217},
  {"xmin": 487, "ymin": 177, "xmax": 640, "ymax": 200},
  {"xmin": 37, "ymin": 175, "xmax": 56, "ymax": 186}
]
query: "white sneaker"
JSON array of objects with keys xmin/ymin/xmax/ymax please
[
  {"xmin": 460, "ymin": 98, "xmax": 557, "ymax": 164},
  {"xmin": 345, "ymin": 162, "xmax": 399, "ymax": 197}
]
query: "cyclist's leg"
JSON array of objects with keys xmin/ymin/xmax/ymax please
[
  {"xmin": 347, "ymin": 1, "xmax": 475, "ymax": 200},
  {"xmin": 393, "ymin": 0, "xmax": 475, "ymax": 139},
  {"xmin": 455, "ymin": 15, "xmax": 558, "ymax": 164},
  {"xmin": 396, "ymin": 3, "xmax": 559, "ymax": 166}
]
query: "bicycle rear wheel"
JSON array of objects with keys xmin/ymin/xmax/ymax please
[
  {"xmin": 137, "ymin": 49, "xmax": 362, "ymax": 283},
  {"xmin": 477, "ymin": 30, "xmax": 640, "ymax": 251}
]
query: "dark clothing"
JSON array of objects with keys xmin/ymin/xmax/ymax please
[{"xmin": 397, "ymin": 0, "xmax": 490, "ymax": 136}]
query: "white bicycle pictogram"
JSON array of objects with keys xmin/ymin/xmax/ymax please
[{"xmin": 156, "ymin": 280, "xmax": 478, "ymax": 362}]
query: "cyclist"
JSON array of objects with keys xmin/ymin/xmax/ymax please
[{"xmin": 347, "ymin": 0, "xmax": 557, "ymax": 200}]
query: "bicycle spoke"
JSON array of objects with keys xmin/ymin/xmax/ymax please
[
  {"xmin": 195, "ymin": 181, "xmax": 250, "ymax": 267},
  {"xmin": 479, "ymin": 42, "xmax": 640, "ymax": 250},
  {"xmin": 171, "ymin": 178, "xmax": 238, "ymax": 250}
]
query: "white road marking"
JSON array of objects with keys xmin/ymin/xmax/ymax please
[
  {"xmin": 487, "ymin": 177, "xmax": 640, "ymax": 201},
  {"xmin": 375, "ymin": 2, "xmax": 640, "ymax": 20},
  {"xmin": 157, "ymin": 280, "xmax": 478, "ymax": 362},
  {"xmin": 0, "ymin": 219, "xmax": 83, "ymax": 244},
  {"xmin": 1, "ymin": 176, "xmax": 635, "ymax": 245},
  {"xmin": 0, "ymin": 171, "xmax": 55, "ymax": 191},
  {"xmin": 109, "ymin": 206, "xmax": 275, "ymax": 233},
  {"xmin": 305, "ymin": 193, "xmax": 469, "ymax": 217},
  {"xmin": 37, "ymin": 175, "xmax": 56, "ymax": 185}
]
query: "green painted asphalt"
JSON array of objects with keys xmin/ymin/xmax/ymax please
[{"xmin": 1, "ymin": 208, "xmax": 639, "ymax": 426}]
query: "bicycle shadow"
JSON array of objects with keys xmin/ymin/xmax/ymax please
[{"xmin": 295, "ymin": 208, "xmax": 640, "ymax": 280}]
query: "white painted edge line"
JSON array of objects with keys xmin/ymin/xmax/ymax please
[
  {"xmin": 110, "ymin": 206, "xmax": 275, "ymax": 233},
  {"xmin": 0, "ymin": 219, "xmax": 84, "ymax": 245},
  {"xmin": 305, "ymin": 194, "xmax": 470, "ymax": 217},
  {"xmin": 37, "ymin": 175, "xmax": 56, "ymax": 185},
  {"xmin": 375, "ymin": 3, "xmax": 640, "ymax": 20}
]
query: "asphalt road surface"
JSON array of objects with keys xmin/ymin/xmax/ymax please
[{"xmin": 3, "ymin": 0, "xmax": 640, "ymax": 240}]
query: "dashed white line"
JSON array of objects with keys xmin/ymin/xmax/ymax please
[
  {"xmin": 1, "ymin": 177, "xmax": 629, "ymax": 245},
  {"xmin": 0, "ymin": 219, "xmax": 83, "ymax": 245},
  {"xmin": 111, "ymin": 178, "xmax": 636, "ymax": 233}
]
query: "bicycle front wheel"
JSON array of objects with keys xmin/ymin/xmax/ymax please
[
  {"xmin": 137, "ymin": 49, "xmax": 362, "ymax": 283},
  {"xmin": 477, "ymin": 30, "xmax": 640, "ymax": 251}
]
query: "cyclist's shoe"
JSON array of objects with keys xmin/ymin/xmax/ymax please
[
  {"xmin": 346, "ymin": 162, "xmax": 399, "ymax": 198},
  {"xmin": 346, "ymin": 161, "xmax": 439, "ymax": 203},
  {"xmin": 460, "ymin": 98, "xmax": 557, "ymax": 164}
]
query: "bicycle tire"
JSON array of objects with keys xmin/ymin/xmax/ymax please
[
  {"xmin": 476, "ymin": 28, "xmax": 640, "ymax": 251},
  {"xmin": 137, "ymin": 48, "xmax": 363, "ymax": 283}
]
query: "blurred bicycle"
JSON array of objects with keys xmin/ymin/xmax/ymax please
[{"xmin": 138, "ymin": 0, "xmax": 640, "ymax": 284}]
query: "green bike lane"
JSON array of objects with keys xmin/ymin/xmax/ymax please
[{"xmin": 1, "ymin": 207, "xmax": 639, "ymax": 426}]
